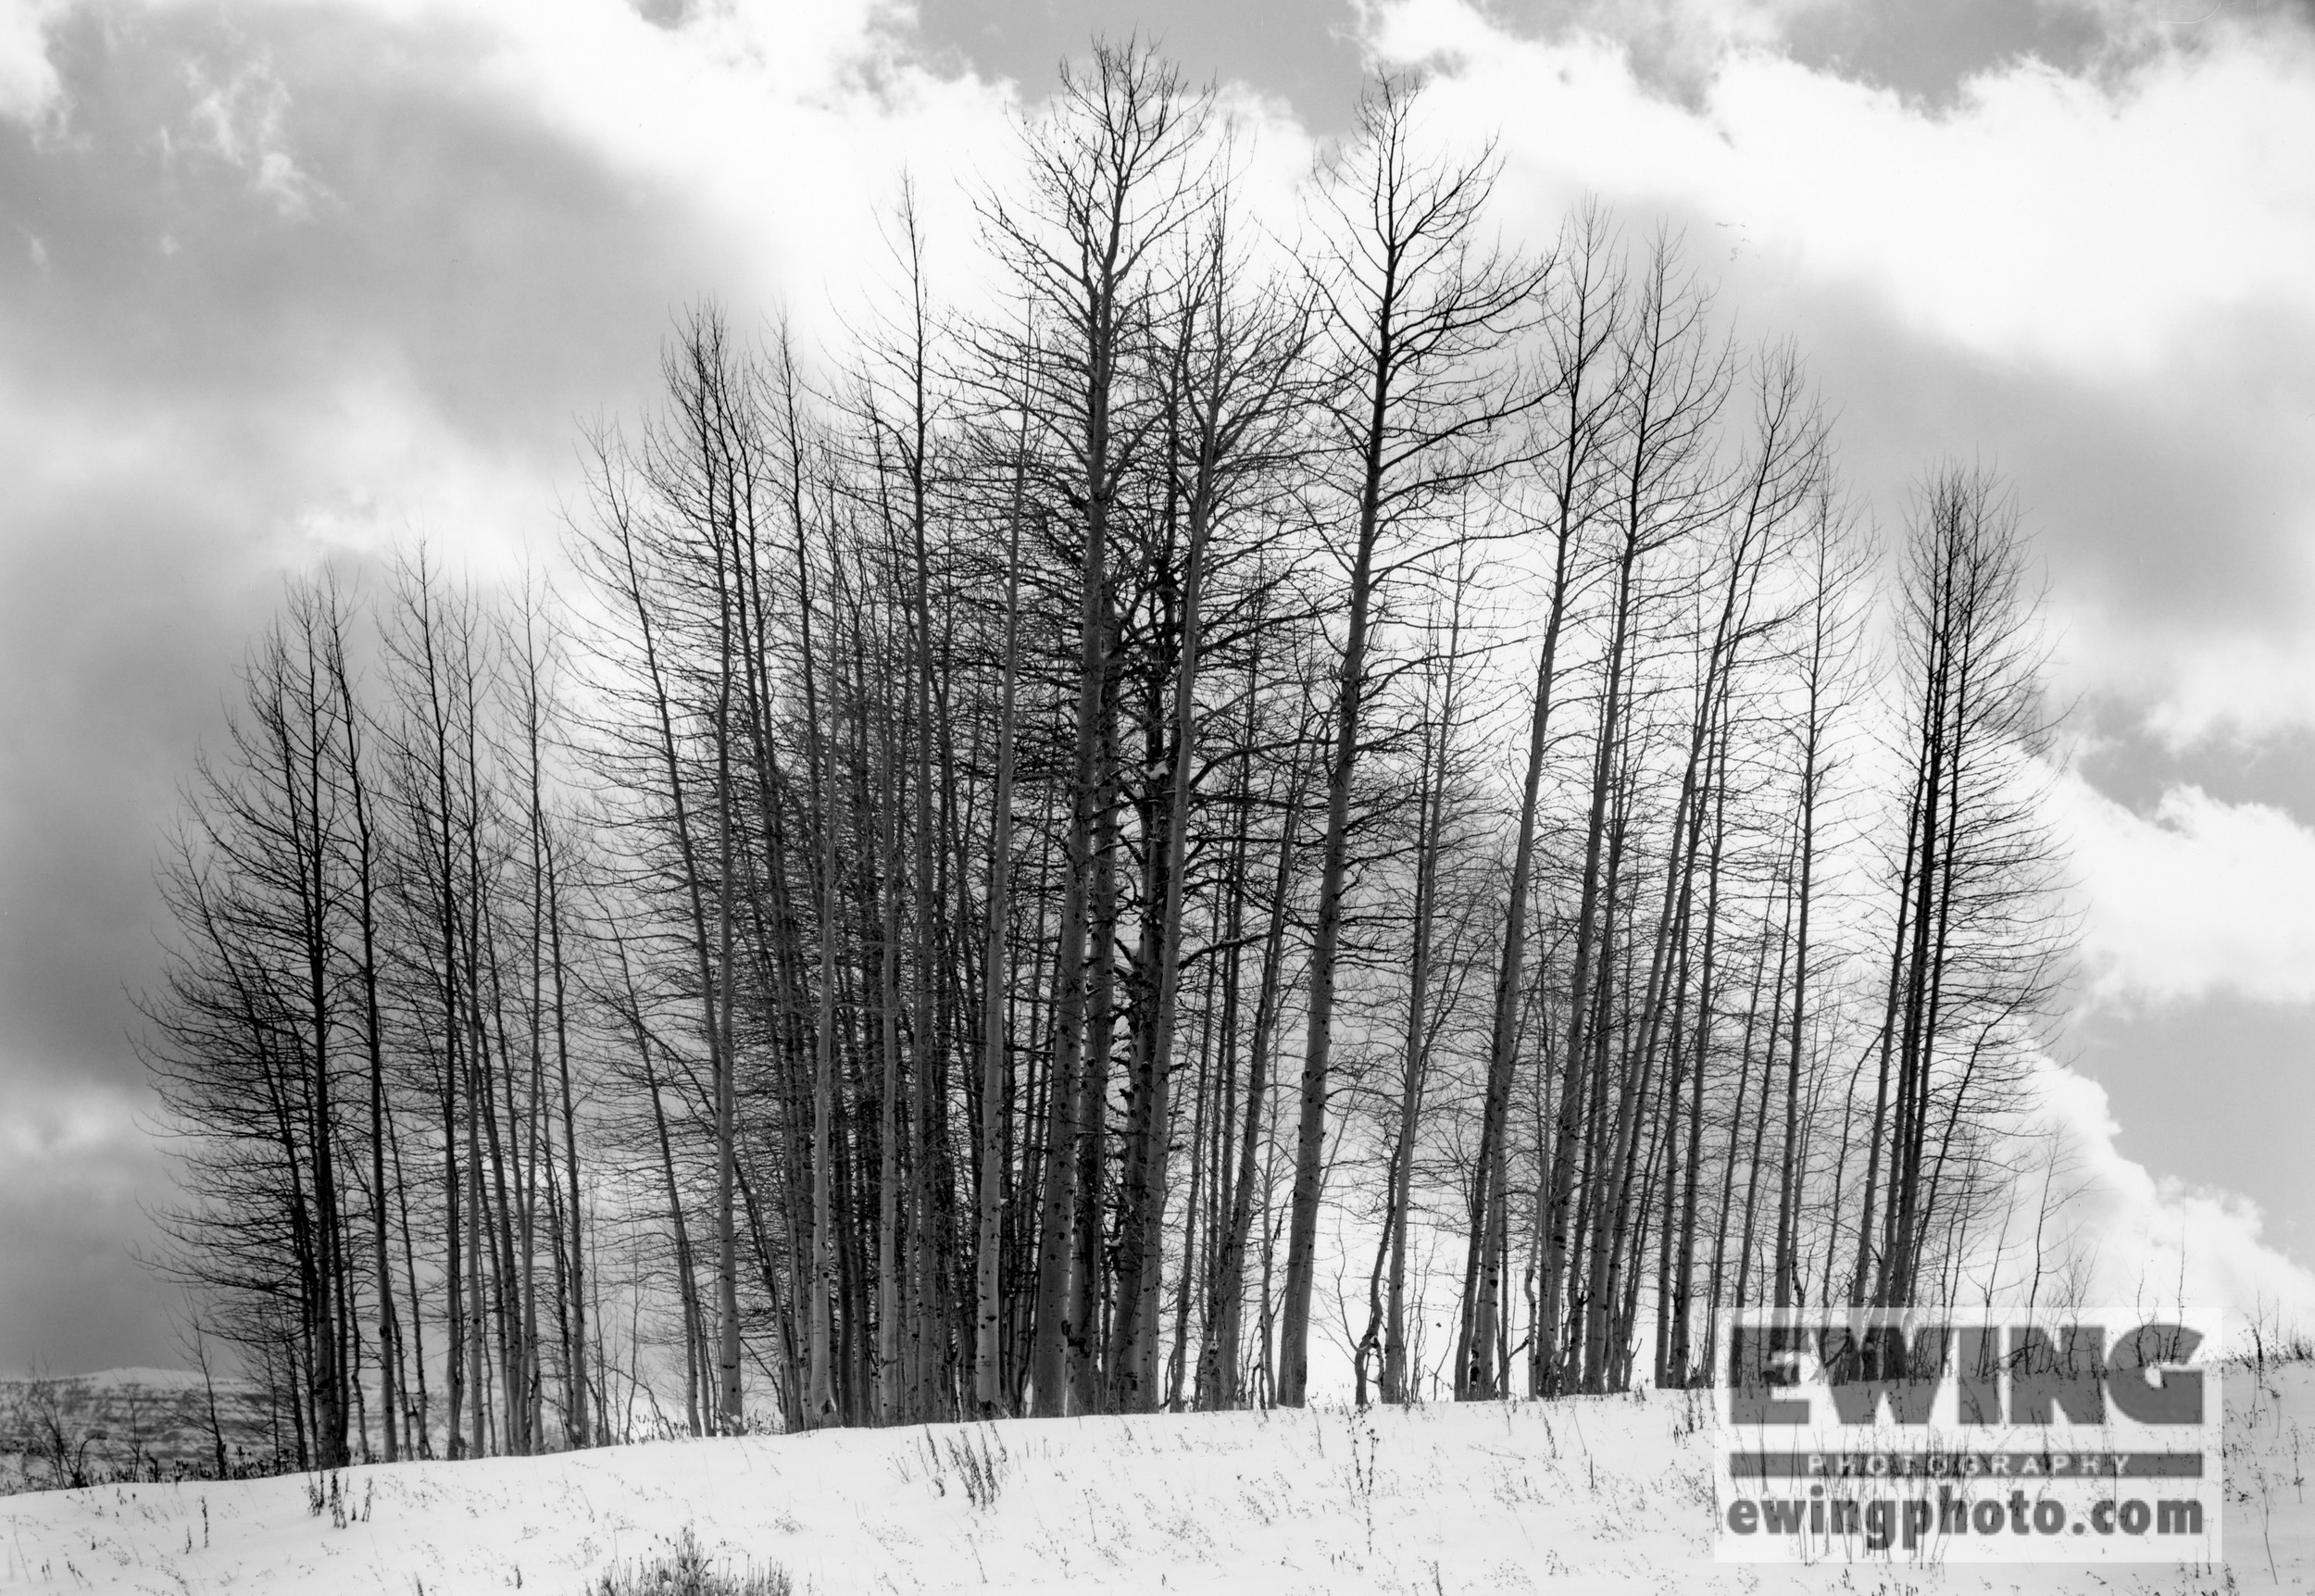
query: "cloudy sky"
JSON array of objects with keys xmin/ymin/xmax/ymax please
[{"xmin": 1, "ymin": 0, "xmax": 2311, "ymax": 1372}]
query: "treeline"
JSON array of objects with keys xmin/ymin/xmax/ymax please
[{"xmin": 143, "ymin": 44, "xmax": 2067, "ymax": 1465}]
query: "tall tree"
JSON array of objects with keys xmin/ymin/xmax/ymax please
[{"xmin": 1279, "ymin": 74, "xmax": 1545, "ymax": 1408}]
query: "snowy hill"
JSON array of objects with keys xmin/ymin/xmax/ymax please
[{"xmin": 1, "ymin": 1365, "xmax": 2308, "ymax": 1594}]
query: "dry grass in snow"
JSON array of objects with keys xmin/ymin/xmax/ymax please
[{"xmin": 2, "ymin": 1365, "xmax": 2309, "ymax": 1594}]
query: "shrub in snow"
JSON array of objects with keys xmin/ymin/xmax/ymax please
[{"xmin": 588, "ymin": 1527, "xmax": 793, "ymax": 1596}]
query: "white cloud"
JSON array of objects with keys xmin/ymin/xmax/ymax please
[
  {"xmin": 175, "ymin": 0, "xmax": 1326, "ymax": 345},
  {"xmin": 2054, "ymin": 767, "xmax": 2315, "ymax": 1008},
  {"xmin": 1365, "ymin": 0, "xmax": 2315, "ymax": 748},
  {"xmin": 269, "ymin": 0, "xmax": 1023, "ymax": 343},
  {"xmin": 1983, "ymin": 1054, "xmax": 2315, "ymax": 1340},
  {"xmin": 2123, "ymin": 628, "xmax": 2315, "ymax": 750},
  {"xmin": 1369, "ymin": 0, "xmax": 2315, "ymax": 377},
  {"xmin": 184, "ymin": 54, "xmax": 323, "ymax": 216},
  {"xmin": 0, "ymin": 1076, "xmax": 149, "ymax": 1171},
  {"xmin": 0, "ymin": 0, "xmax": 63, "ymax": 122}
]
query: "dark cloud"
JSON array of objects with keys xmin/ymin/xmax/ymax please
[
  {"xmin": 0, "ymin": 1083, "xmax": 180, "ymax": 1378},
  {"xmin": 907, "ymin": 0, "xmax": 1370, "ymax": 128},
  {"xmin": 4, "ymin": 6, "xmax": 728, "ymax": 444},
  {"xmin": 2069, "ymin": 993, "xmax": 2315, "ymax": 1262},
  {"xmin": 1692, "ymin": 261, "xmax": 2315, "ymax": 717},
  {"xmin": 1460, "ymin": 0, "xmax": 2315, "ymax": 110},
  {"xmin": 0, "ymin": 0, "xmax": 744, "ymax": 1369},
  {"xmin": 2080, "ymin": 709, "xmax": 2315, "ymax": 824},
  {"xmin": 1781, "ymin": 0, "xmax": 2110, "ymax": 105}
]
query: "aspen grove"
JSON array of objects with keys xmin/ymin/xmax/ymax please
[{"xmin": 140, "ymin": 44, "xmax": 2070, "ymax": 1465}]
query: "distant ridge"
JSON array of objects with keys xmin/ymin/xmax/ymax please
[{"xmin": 1, "ymin": 1366, "xmax": 272, "ymax": 1490}]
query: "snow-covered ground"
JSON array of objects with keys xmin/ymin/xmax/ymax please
[{"xmin": 3, "ymin": 1364, "xmax": 2307, "ymax": 1594}]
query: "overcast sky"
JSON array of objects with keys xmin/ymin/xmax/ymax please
[{"xmin": 1, "ymin": 0, "xmax": 2311, "ymax": 1373}]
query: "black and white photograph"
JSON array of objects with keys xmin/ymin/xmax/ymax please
[{"xmin": 0, "ymin": 0, "xmax": 2309, "ymax": 1589}]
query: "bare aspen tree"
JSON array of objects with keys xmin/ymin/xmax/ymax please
[
  {"xmin": 1771, "ymin": 486, "xmax": 1868, "ymax": 1311},
  {"xmin": 972, "ymin": 365, "xmax": 1032, "ymax": 1416},
  {"xmin": 1853, "ymin": 465, "xmax": 2063, "ymax": 1308},
  {"xmin": 795, "ymin": 441, "xmax": 841, "ymax": 1426},
  {"xmin": 1534, "ymin": 233, "xmax": 1727, "ymax": 1396},
  {"xmin": 1196, "ymin": 690, "xmax": 1313, "ymax": 1410},
  {"xmin": 141, "ymin": 37, "xmax": 2088, "ymax": 1442},
  {"xmin": 1358, "ymin": 559, "xmax": 1472, "ymax": 1406},
  {"xmin": 980, "ymin": 41, "xmax": 1212, "ymax": 1415},
  {"xmin": 1461, "ymin": 202, "xmax": 1621, "ymax": 1401},
  {"xmin": 1107, "ymin": 200, "xmax": 1309, "ymax": 1412},
  {"xmin": 318, "ymin": 583, "xmax": 401, "ymax": 1462},
  {"xmin": 1279, "ymin": 74, "xmax": 1544, "ymax": 1409},
  {"xmin": 1602, "ymin": 340, "xmax": 1821, "ymax": 1381}
]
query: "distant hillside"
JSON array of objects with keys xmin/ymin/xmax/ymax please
[{"xmin": 0, "ymin": 1369, "xmax": 276, "ymax": 1490}]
